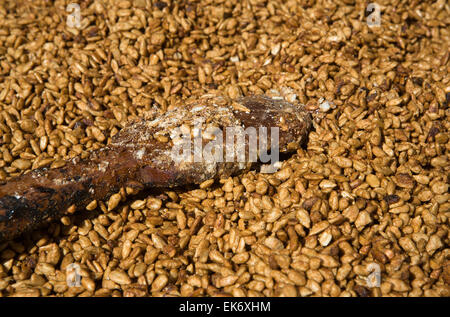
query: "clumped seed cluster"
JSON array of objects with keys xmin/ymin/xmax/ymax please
[{"xmin": 0, "ymin": 0, "xmax": 449, "ymax": 297}]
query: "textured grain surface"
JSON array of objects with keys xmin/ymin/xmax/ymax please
[{"xmin": 0, "ymin": 0, "xmax": 448, "ymax": 298}]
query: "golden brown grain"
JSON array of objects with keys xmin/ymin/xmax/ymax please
[{"xmin": 0, "ymin": 0, "xmax": 448, "ymax": 299}]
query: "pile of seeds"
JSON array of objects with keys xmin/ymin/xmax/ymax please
[{"xmin": 0, "ymin": 0, "xmax": 448, "ymax": 297}]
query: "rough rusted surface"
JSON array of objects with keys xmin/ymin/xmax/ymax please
[{"xmin": 0, "ymin": 95, "xmax": 312, "ymax": 241}]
